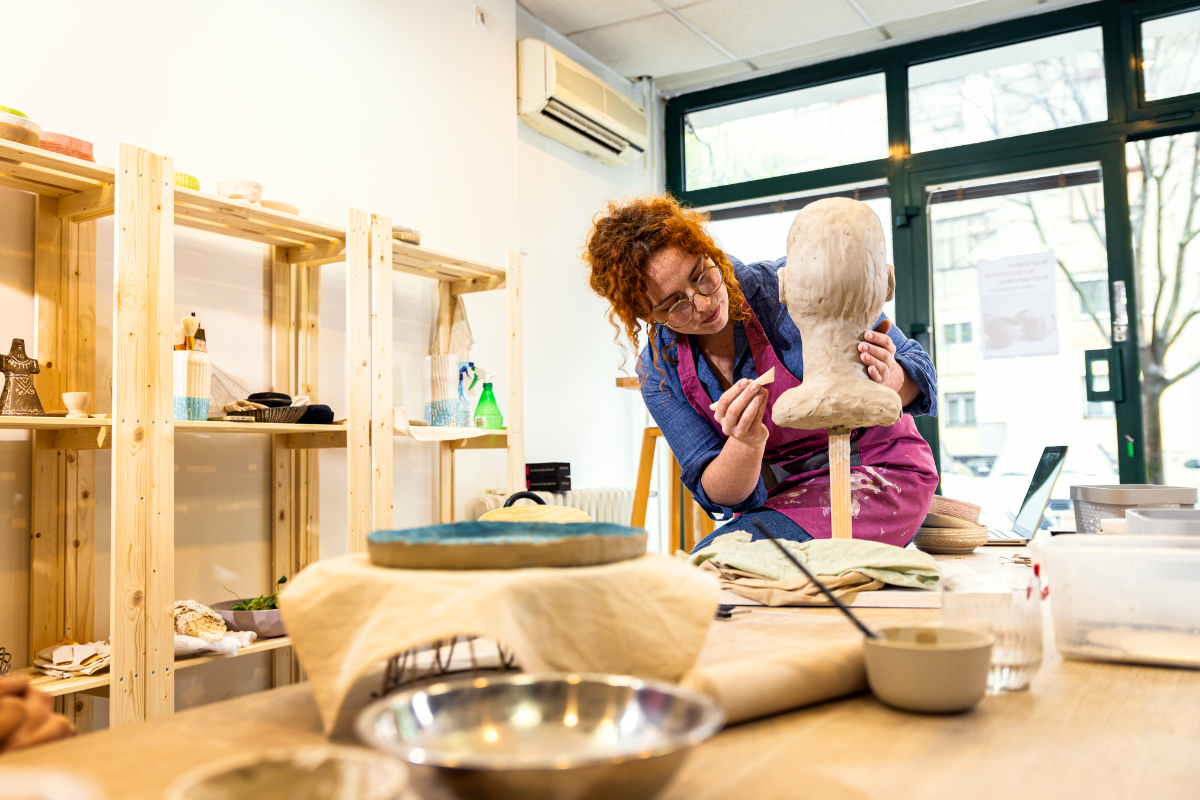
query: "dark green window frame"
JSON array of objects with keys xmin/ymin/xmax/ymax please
[{"xmin": 665, "ymin": 0, "xmax": 1200, "ymax": 484}]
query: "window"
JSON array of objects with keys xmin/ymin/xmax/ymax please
[
  {"xmin": 1073, "ymin": 278, "xmax": 1110, "ymax": 319},
  {"xmin": 909, "ymin": 28, "xmax": 1107, "ymax": 153},
  {"xmin": 943, "ymin": 321, "xmax": 974, "ymax": 345},
  {"xmin": 684, "ymin": 73, "xmax": 888, "ymax": 192},
  {"xmin": 945, "ymin": 392, "xmax": 977, "ymax": 427},
  {"xmin": 1142, "ymin": 9, "xmax": 1200, "ymax": 102},
  {"xmin": 1082, "ymin": 377, "xmax": 1115, "ymax": 418},
  {"xmin": 933, "ymin": 213, "xmax": 994, "ymax": 270}
]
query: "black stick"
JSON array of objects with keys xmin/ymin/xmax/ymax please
[{"xmin": 750, "ymin": 520, "xmax": 877, "ymax": 639}]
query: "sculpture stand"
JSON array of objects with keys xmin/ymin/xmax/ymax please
[{"xmin": 829, "ymin": 432, "xmax": 853, "ymax": 539}]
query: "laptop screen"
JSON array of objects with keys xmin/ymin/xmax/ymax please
[{"xmin": 1012, "ymin": 446, "xmax": 1068, "ymax": 538}]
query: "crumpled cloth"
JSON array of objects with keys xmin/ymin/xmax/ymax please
[
  {"xmin": 699, "ymin": 560, "xmax": 883, "ymax": 606},
  {"xmin": 174, "ymin": 631, "xmax": 257, "ymax": 658},
  {"xmin": 685, "ymin": 531, "xmax": 941, "ymax": 589},
  {"xmin": 281, "ymin": 553, "xmax": 718, "ymax": 734},
  {"xmin": 680, "ymin": 641, "xmax": 866, "ymax": 724},
  {"xmin": 35, "ymin": 638, "xmax": 111, "ymax": 678},
  {"xmin": 173, "ymin": 600, "xmax": 227, "ymax": 641}
]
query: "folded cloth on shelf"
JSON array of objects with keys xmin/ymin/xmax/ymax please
[
  {"xmin": 698, "ymin": 560, "xmax": 882, "ymax": 606},
  {"xmin": 174, "ymin": 631, "xmax": 257, "ymax": 659},
  {"xmin": 281, "ymin": 553, "xmax": 718, "ymax": 735},
  {"xmin": 684, "ymin": 530, "xmax": 941, "ymax": 589},
  {"xmin": 34, "ymin": 638, "xmax": 111, "ymax": 678},
  {"xmin": 173, "ymin": 600, "xmax": 227, "ymax": 641},
  {"xmin": 680, "ymin": 640, "xmax": 866, "ymax": 724}
]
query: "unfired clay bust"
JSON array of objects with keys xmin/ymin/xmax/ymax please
[{"xmin": 773, "ymin": 198, "xmax": 902, "ymax": 436}]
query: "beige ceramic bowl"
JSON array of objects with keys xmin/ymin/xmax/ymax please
[
  {"xmin": 864, "ymin": 626, "xmax": 993, "ymax": 714},
  {"xmin": 912, "ymin": 525, "xmax": 989, "ymax": 555}
]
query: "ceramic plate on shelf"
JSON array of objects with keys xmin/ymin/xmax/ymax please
[{"xmin": 368, "ymin": 521, "xmax": 647, "ymax": 570}]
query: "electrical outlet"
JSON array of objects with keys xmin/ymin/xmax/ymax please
[{"xmin": 472, "ymin": 4, "xmax": 489, "ymax": 29}]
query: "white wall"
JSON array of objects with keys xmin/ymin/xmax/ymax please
[{"xmin": 0, "ymin": 0, "xmax": 653, "ymax": 722}]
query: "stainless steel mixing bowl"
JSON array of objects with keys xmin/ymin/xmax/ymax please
[{"xmin": 356, "ymin": 672, "xmax": 724, "ymax": 800}]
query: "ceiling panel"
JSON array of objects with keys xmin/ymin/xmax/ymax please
[
  {"xmin": 518, "ymin": 0, "xmax": 662, "ymax": 35},
  {"xmin": 750, "ymin": 27, "xmax": 889, "ymax": 69},
  {"xmin": 884, "ymin": 0, "xmax": 1040, "ymax": 38},
  {"xmin": 678, "ymin": 0, "xmax": 869, "ymax": 59},
  {"xmin": 856, "ymin": 0, "xmax": 983, "ymax": 27},
  {"xmin": 568, "ymin": 12, "xmax": 730, "ymax": 77}
]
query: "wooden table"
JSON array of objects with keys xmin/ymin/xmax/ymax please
[{"xmin": 4, "ymin": 550, "xmax": 1199, "ymax": 799}]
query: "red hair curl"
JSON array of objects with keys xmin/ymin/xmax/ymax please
[{"xmin": 583, "ymin": 194, "xmax": 749, "ymax": 380}]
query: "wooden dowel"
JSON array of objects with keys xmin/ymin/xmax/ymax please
[{"xmin": 829, "ymin": 432, "xmax": 852, "ymax": 539}]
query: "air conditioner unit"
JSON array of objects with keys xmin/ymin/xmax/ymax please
[{"xmin": 518, "ymin": 39, "xmax": 647, "ymax": 167}]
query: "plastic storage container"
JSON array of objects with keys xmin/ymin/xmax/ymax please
[
  {"xmin": 1126, "ymin": 509, "xmax": 1200, "ymax": 537},
  {"xmin": 1030, "ymin": 534, "xmax": 1200, "ymax": 668},
  {"xmin": 1069, "ymin": 484, "xmax": 1196, "ymax": 533}
]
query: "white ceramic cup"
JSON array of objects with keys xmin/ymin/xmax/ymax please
[{"xmin": 62, "ymin": 392, "xmax": 91, "ymax": 418}]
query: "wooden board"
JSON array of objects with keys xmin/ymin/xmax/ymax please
[
  {"xmin": 829, "ymin": 432, "xmax": 852, "ymax": 539},
  {"xmin": 346, "ymin": 210, "xmax": 372, "ymax": 552},
  {"xmin": 370, "ymin": 214, "xmax": 394, "ymax": 532},
  {"xmin": 111, "ymin": 143, "xmax": 176, "ymax": 725},
  {"xmin": 505, "ymin": 252, "xmax": 524, "ymax": 496},
  {"xmin": 175, "ymin": 636, "xmax": 292, "ymax": 671}
]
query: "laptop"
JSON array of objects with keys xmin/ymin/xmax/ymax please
[{"xmin": 985, "ymin": 445, "xmax": 1069, "ymax": 545}]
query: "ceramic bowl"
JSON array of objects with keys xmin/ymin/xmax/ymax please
[
  {"xmin": 358, "ymin": 672, "xmax": 723, "ymax": 800},
  {"xmin": 165, "ymin": 745, "xmax": 406, "ymax": 800},
  {"xmin": 0, "ymin": 112, "xmax": 41, "ymax": 147},
  {"xmin": 211, "ymin": 600, "xmax": 286, "ymax": 638},
  {"xmin": 216, "ymin": 178, "xmax": 263, "ymax": 203},
  {"xmin": 62, "ymin": 392, "xmax": 91, "ymax": 419},
  {"xmin": 912, "ymin": 525, "xmax": 989, "ymax": 555},
  {"xmin": 864, "ymin": 626, "xmax": 993, "ymax": 714}
]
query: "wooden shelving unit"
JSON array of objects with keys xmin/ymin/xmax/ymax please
[
  {"xmin": 0, "ymin": 137, "xmax": 373, "ymax": 730},
  {"xmin": 4, "ymin": 135, "xmax": 518, "ymax": 730},
  {"xmin": 368, "ymin": 225, "xmax": 523, "ymax": 529}
]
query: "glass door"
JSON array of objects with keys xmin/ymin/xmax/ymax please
[
  {"xmin": 906, "ymin": 147, "xmax": 1142, "ymax": 532},
  {"xmin": 1127, "ymin": 132, "xmax": 1200, "ymax": 491}
]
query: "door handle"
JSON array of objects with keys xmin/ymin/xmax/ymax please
[{"xmin": 1084, "ymin": 348, "xmax": 1124, "ymax": 403}]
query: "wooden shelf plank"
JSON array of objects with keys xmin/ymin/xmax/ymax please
[
  {"xmin": 15, "ymin": 666, "xmax": 110, "ymax": 698},
  {"xmin": 0, "ymin": 416, "xmax": 111, "ymax": 432},
  {"xmin": 177, "ymin": 420, "xmax": 348, "ymax": 437},
  {"xmin": 174, "ymin": 189, "xmax": 342, "ymax": 242},
  {"xmin": 391, "ymin": 239, "xmax": 505, "ymax": 282},
  {"xmin": 0, "ymin": 139, "xmax": 114, "ymax": 192},
  {"xmin": 173, "ymin": 636, "xmax": 292, "ymax": 671}
]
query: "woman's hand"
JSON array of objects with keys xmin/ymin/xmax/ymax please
[
  {"xmin": 0, "ymin": 675, "xmax": 75, "ymax": 754},
  {"xmin": 711, "ymin": 379, "xmax": 768, "ymax": 447},
  {"xmin": 859, "ymin": 320, "xmax": 919, "ymax": 406}
]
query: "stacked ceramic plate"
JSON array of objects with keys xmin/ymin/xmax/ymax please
[{"xmin": 912, "ymin": 495, "xmax": 988, "ymax": 554}]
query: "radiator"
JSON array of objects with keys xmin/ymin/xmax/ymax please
[{"xmin": 467, "ymin": 488, "xmax": 635, "ymax": 525}]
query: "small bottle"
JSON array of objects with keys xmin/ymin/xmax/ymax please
[
  {"xmin": 194, "ymin": 327, "xmax": 207, "ymax": 353},
  {"xmin": 473, "ymin": 373, "xmax": 504, "ymax": 430}
]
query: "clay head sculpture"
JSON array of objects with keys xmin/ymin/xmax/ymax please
[{"xmin": 773, "ymin": 198, "xmax": 901, "ymax": 435}]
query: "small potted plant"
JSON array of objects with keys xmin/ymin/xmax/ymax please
[{"xmin": 211, "ymin": 576, "xmax": 288, "ymax": 638}]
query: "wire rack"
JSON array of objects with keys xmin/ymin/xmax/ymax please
[{"xmin": 375, "ymin": 636, "xmax": 520, "ymax": 699}]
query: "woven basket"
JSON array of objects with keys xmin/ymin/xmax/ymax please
[{"xmin": 249, "ymin": 405, "xmax": 306, "ymax": 424}]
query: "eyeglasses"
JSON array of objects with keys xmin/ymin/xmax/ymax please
[{"xmin": 652, "ymin": 266, "xmax": 723, "ymax": 329}]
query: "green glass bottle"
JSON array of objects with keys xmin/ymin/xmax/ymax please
[{"xmin": 473, "ymin": 381, "xmax": 504, "ymax": 429}]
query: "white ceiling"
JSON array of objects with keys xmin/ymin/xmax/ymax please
[{"xmin": 518, "ymin": 0, "xmax": 1093, "ymax": 94}]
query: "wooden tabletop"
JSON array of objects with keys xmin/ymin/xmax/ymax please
[{"xmin": 4, "ymin": 550, "xmax": 1199, "ymax": 799}]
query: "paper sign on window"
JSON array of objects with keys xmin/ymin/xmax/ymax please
[{"xmin": 976, "ymin": 251, "xmax": 1059, "ymax": 359}]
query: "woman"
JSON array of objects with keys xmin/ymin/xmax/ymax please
[{"xmin": 585, "ymin": 195, "xmax": 939, "ymax": 551}]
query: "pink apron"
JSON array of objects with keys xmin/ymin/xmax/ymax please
[{"xmin": 674, "ymin": 307, "xmax": 939, "ymax": 547}]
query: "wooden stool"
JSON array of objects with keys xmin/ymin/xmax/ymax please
[{"xmin": 621, "ymin": 378, "xmax": 714, "ymax": 552}]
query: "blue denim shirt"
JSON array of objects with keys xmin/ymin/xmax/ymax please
[{"xmin": 638, "ymin": 255, "xmax": 938, "ymax": 530}]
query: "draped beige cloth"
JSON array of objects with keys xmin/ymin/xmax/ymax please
[
  {"xmin": 281, "ymin": 553, "xmax": 719, "ymax": 734},
  {"xmin": 699, "ymin": 560, "xmax": 883, "ymax": 606}
]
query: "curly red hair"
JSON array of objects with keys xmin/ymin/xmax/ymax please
[{"xmin": 583, "ymin": 194, "xmax": 749, "ymax": 379}]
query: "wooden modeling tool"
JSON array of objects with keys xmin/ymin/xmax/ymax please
[
  {"xmin": 773, "ymin": 199, "xmax": 903, "ymax": 540},
  {"xmin": 709, "ymin": 366, "xmax": 775, "ymax": 410}
]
